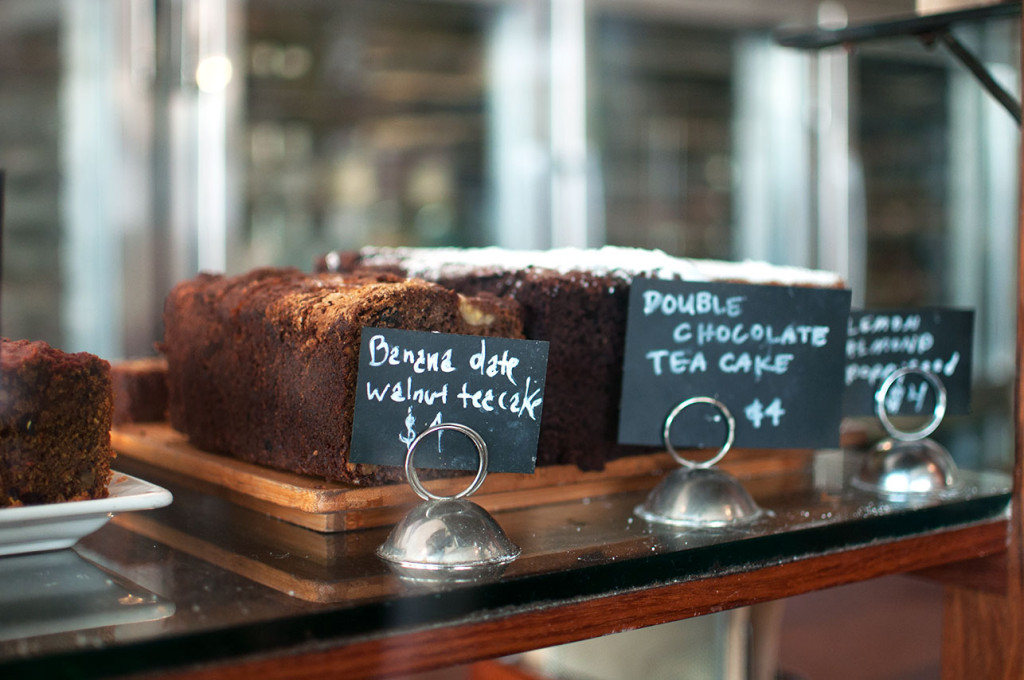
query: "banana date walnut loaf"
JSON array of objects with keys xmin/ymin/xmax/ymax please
[{"xmin": 159, "ymin": 267, "xmax": 523, "ymax": 485}]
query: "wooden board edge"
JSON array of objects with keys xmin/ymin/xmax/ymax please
[{"xmin": 113, "ymin": 423, "xmax": 816, "ymax": 531}]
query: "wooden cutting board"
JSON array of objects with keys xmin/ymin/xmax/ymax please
[{"xmin": 112, "ymin": 423, "xmax": 813, "ymax": 533}]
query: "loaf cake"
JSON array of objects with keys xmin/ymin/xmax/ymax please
[
  {"xmin": 112, "ymin": 357, "xmax": 169, "ymax": 425},
  {"xmin": 0, "ymin": 338, "xmax": 115, "ymax": 507},
  {"xmin": 321, "ymin": 246, "xmax": 845, "ymax": 470},
  {"xmin": 160, "ymin": 267, "xmax": 524, "ymax": 484}
]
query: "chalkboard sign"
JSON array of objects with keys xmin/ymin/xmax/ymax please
[
  {"xmin": 350, "ymin": 328, "xmax": 549, "ymax": 473},
  {"xmin": 618, "ymin": 280, "xmax": 852, "ymax": 450},
  {"xmin": 843, "ymin": 308, "xmax": 974, "ymax": 416}
]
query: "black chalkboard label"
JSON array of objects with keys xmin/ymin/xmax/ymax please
[
  {"xmin": 350, "ymin": 328, "xmax": 549, "ymax": 473},
  {"xmin": 617, "ymin": 280, "xmax": 852, "ymax": 449},
  {"xmin": 843, "ymin": 309, "xmax": 974, "ymax": 416}
]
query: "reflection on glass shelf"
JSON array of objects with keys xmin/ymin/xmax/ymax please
[
  {"xmin": 0, "ymin": 550, "xmax": 173, "ymax": 642},
  {"xmin": 109, "ymin": 448, "xmax": 1009, "ymax": 605}
]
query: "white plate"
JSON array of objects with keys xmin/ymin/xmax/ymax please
[{"xmin": 0, "ymin": 472, "xmax": 173, "ymax": 557}]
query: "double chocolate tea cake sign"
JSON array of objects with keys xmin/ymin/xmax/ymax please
[
  {"xmin": 618, "ymin": 280, "xmax": 852, "ymax": 449},
  {"xmin": 350, "ymin": 328, "xmax": 549, "ymax": 473}
]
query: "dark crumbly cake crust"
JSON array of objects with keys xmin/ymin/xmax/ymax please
[
  {"xmin": 160, "ymin": 268, "xmax": 523, "ymax": 485},
  {"xmin": 450, "ymin": 269, "xmax": 653, "ymax": 470},
  {"xmin": 0, "ymin": 338, "xmax": 114, "ymax": 507},
  {"xmin": 112, "ymin": 357, "xmax": 169, "ymax": 425}
]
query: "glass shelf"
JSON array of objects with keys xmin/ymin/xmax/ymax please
[{"xmin": 0, "ymin": 449, "xmax": 1009, "ymax": 678}]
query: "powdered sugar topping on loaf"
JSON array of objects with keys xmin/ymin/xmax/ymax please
[{"xmin": 326, "ymin": 246, "xmax": 844, "ymax": 288}]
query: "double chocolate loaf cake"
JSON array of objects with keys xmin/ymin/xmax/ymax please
[
  {"xmin": 0, "ymin": 338, "xmax": 115, "ymax": 507},
  {"xmin": 160, "ymin": 267, "xmax": 523, "ymax": 484},
  {"xmin": 322, "ymin": 246, "xmax": 845, "ymax": 471}
]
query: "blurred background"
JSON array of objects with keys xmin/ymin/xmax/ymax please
[
  {"xmin": 2, "ymin": 0, "xmax": 1017, "ymax": 462},
  {"xmin": 1, "ymin": 0, "xmax": 1017, "ymax": 357},
  {"xmin": 0, "ymin": 1, "xmax": 1019, "ymax": 677}
]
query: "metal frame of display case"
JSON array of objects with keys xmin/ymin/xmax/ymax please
[
  {"xmin": 776, "ymin": 1, "xmax": 1022, "ymax": 123},
  {"xmin": 779, "ymin": 3, "xmax": 1024, "ymax": 676}
]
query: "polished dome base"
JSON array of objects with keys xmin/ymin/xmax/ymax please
[
  {"xmin": 635, "ymin": 467, "xmax": 765, "ymax": 528},
  {"xmin": 378, "ymin": 498, "xmax": 520, "ymax": 581},
  {"xmin": 853, "ymin": 438, "xmax": 960, "ymax": 499}
]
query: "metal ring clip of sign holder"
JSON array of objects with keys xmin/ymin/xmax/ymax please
[
  {"xmin": 853, "ymin": 366, "xmax": 960, "ymax": 499},
  {"xmin": 635, "ymin": 396, "xmax": 765, "ymax": 527},
  {"xmin": 377, "ymin": 423, "xmax": 521, "ymax": 581}
]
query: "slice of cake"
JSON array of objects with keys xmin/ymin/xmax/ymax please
[
  {"xmin": 320, "ymin": 246, "xmax": 846, "ymax": 470},
  {"xmin": 159, "ymin": 267, "xmax": 523, "ymax": 484},
  {"xmin": 112, "ymin": 357, "xmax": 169, "ymax": 425},
  {"xmin": 0, "ymin": 338, "xmax": 115, "ymax": 507}
]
